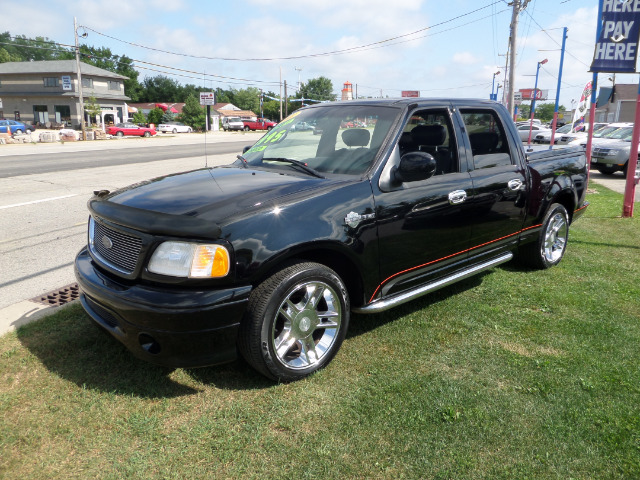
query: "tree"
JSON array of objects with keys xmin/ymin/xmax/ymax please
[
  {"xmin": 179, "ymin": 94, "xmax": 206, "ymax": 130},
  {"xmin": 300, "ymin": 76, "xmax": 336, "ymax": 102},
  {"xmin": 534, "ymin": 102, "xmax": 565, "ymax": 123},
  {"xmin": 160, "ymin": 111, "xmax": 176, "ymax": 123},
  {"xmin": 139, "ymin": 75, "xmax": 182, "ymax": 102},
  {"xmin": 132, "ymin": 110, "xmax": 147, "ymax": 125},
  {"xmin": 0, "ymin": 31, "xmax": 67, "ymax": 62},
  {"xmin": 85, "ymin": 96, "xmax": 102, "ymax": 126},
  {"xmin": 146, "ymin": 107, "xmax": 164, "ymax": 126},
  {"xmin": 234, "ymin": 87, "xmax": 261, "ymax": 112}
]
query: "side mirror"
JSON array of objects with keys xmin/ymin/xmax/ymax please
[
  {"xmin": 393, "ymin": 152, "xmax": 436, "ymax": 183},
  {"xmin": 242, "ymin": 145, "xmax": 252, "ymax": 154}
]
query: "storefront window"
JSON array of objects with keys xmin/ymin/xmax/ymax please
[
  {"xmin": 54, "ymin": 105, "xmax": 71, "ymax": 125},
  {"xmin": 33, "ymin": 105, "xmax": 49, "ymax": 124}
]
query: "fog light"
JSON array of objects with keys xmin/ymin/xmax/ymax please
[{"xmin": 139, "ymin": 333, "xmax": 161, "ymax": 355}]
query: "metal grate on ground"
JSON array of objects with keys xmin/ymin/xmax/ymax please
[{"xmin": 31, "ymin": 283, "xmax": 80, "ymax": 307}]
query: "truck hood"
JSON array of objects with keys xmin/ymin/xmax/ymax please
[{"xmin": 102, "ymin": 166, "xmax": 329, "ymax": 222}]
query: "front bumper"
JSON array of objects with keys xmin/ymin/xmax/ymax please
[{"xmin": 74, "ymin": 247, "xmax": 252, "ymax": 368}]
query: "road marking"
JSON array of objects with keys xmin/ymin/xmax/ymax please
[{"xmin": 0, "ymin": 194, "xmax": 78, "ymax": 210}]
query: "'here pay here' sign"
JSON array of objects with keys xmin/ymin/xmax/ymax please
[{"xmin": 591, "ymin": 0, "xmax": 640, "ymax": 73}]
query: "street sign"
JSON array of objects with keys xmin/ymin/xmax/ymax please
[
  {"xmin": 200, "ymin": 92, "xmax": 215, "ymax": 106},
  {"xmin": 62, "ymin": 76, "xmax": 72, "ymax": 91}
]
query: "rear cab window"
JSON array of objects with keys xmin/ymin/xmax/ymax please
[{"xmin": 459, "ymin": 110, "xmax": 514, "ymax": 170}]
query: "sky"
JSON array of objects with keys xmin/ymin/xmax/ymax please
[{"xmin": 1, "ymin": 0, "xmax": 627, "ymax": 111}]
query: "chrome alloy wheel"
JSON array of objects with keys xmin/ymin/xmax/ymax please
[
  {"xmin": 542, "ymin": 211, "xmax": 568, "ymax": 264},
  {"xmin": 271, "ymin": 281, "xmax": 342, "ymax": 370}
]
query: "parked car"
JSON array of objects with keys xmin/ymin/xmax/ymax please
[
  {"xmin": 0, "ymin": 119, "xmax": 32, "ymax": 135},
  {"xmin": 533, "ymin": 124, "xmax": 573, "ymax": 144},
  {"xmin": 75, "ymin": 99, "xmax": 589, "ymax": 382},
  {"xmin": 591, "ymin": 136, "xmax": 638, "ymax": 175},
  {"xmin": 517, "ymin": 123, "xmax": 550, "ymax": 142},
  {"xmin": 107, "ymin": 123, "xmax": 156, "ymax": 138},
  {"xmin": 556, "ymin": 122, "xmax": 610, "ymax": 145},
  {"xmin": 291, "ymin": 121, "xmax": 313, "ymax": 131},
  {"xmin": 157, "ymin": 122, "xmax": 192, "ymax": 134},
  {"xmin": 222, "ymin": 117, "xmax": 244, "ymax": 131},
  {"xmin": 242, "ymin": 118, "xmax": 277, "ymax": 131}
]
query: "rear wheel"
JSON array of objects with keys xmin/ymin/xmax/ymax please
[
  {"xmin": 238, "ymin": 262, "xmax": 350, "ymax": 381},
  {"xmin": 172, "ymin": 128, "xmax": 177, "ymax": 134},
  {"xmin": 518, "ymin": 203, "xmax": 569, "ymax": 269},
  {"xmin": 244, "ymin": 126, "xmax": 250, "ymax": 131}
]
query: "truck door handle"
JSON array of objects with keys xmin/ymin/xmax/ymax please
[
  {"xmin": 448, "ymin": 190, "xmax": 467, "ymax": 205},
  {"xmin": 508, "ymin": 179, "xmax": 523, "ymax": 191}
]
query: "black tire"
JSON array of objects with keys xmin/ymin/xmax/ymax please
[
  {"xmin": 267, "ymin": 126, "xmax": 273, "ymax": 131},
  {"xmin": 116, "ymin": 131, "xmax": 124, "ymax": 137},
  {"xmin": 143, "ymin": 131, "xmax": 151, "ymax": 137},
  {"xmin": 172, "ymin": 128, "xmax": 177, "ymax": 134},
  {"xmin": 597, "ymin": 165, "xmax": 617, "ymax": 175},
  {"xmin": 238, "ymin": 261, "xmax": 350, "ymax": 381},
  {"xmin": 518, "ymin": 203, "xmax": 569, "ymax": 269},
  {"xmin": 15, "ymin": 129, "xmax": 23, "ymax": 135},
  {"xmin": 244, "ymin": 126, "xmax": 250, "ymax": 131}
]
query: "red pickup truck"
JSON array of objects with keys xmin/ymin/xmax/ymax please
[{"xmin": 242, "ymin": 118, "xmax": 277, "ymax": 131}]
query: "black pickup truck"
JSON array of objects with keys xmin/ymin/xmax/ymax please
[{"xmin": 75, "ymin": 99, "xmax": 589, "ymax": 381}]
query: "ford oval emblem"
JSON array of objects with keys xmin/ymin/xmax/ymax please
[{"xmin": 101, "ymin": 236, "xmax": 113, "ymax": 249}]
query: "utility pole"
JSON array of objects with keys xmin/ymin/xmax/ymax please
[
  {"xmin": 507, "ymin": 0, "xmax": 530, "ymax": 119},
  {"xmin": 74, "ymin": 17, "xmax": 86, "ymax": 141}
]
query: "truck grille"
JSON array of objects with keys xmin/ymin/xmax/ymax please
[{"xmin": 90, "ymin": 217, "xmax": 142, "ymax": 274}]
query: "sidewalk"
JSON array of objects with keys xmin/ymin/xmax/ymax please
[{"xmin": 0, "ymin": 129, "xmax": 262, "ymax": 156}]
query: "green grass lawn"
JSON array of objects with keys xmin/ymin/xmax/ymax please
[{"xmin": 1, "ymin": 185, "xmax": 639, "ymax": 479}]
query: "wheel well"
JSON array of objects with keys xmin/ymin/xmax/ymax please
[
  {"xmin": 254, "ymin": 249, "xmax": 366, "ymax": 308},
  {"xmin": 551, "ymin": 190, "xmax": 576, "ymax": 223}
]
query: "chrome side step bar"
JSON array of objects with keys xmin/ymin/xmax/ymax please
[{"xmin": 352, "ymin": 252, "xmax": 513, "ymax": 314}]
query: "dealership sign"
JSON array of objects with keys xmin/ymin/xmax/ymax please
[
  {"xmin": 518, "ymin": 88, "xmax": 549, "ymax": 101},
  {"xmin": 591, "ymin": 0, "xmax": 640, "ymax": 73},
  {"xmin": 401, "ymin": 91, "xmax": 420, "ymax": 98},
  {"xmin": 199, "ymin": 92, "xmax": 215, "ymax": 105}
]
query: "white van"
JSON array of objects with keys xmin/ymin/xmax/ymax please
[{"xmin": 222, "ymin": 116, "xmax": 244, "ymax": 131}]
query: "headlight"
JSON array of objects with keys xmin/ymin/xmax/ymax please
[{"xmin": 148, "ymin": 242, "xmax": 230, "ymax": 278}]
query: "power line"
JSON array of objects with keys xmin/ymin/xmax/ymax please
[{"xmin": 80, "ymin": 1, "xmax": 504, "ymax": 62}]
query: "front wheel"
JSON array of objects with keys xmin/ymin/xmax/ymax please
[
  {"xmin": 172, "ymin": 128, "xmax": 177, "ymax": 134},
  {"xmin": 238, "ymin": 262, "xmax": 350, "ymax": 382},
  {"xmin": 116, "ymin": 131, "xmax": 124, "ymax": 137},
  {"xmin": 143, "ymin": 131, "xmax": 151, "ymax": 137},
  {"xmin": 244, "ymin": 126, "xmax": 250, "ymax": 131},
  {"xmin": 518, "ymin": 203, "xmax": 569, "ymax": 269},
  {"xmin": 14, "ymin": 129, "xmax": 23, "ymax": 135}
]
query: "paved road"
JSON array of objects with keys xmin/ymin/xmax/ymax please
[{"xmin": 0, "ymin": 132, "xmax": 257, "ymax": 334}]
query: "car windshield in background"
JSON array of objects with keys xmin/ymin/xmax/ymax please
[
  {"xmin": 604, "ymin": 127, "xmax": 633, "ymax": 140},
  {"xmin": 240, "ymin": 104, "xmax": 400, "ymax": 176}
]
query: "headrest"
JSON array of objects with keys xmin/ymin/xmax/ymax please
[
  {"xmin": 411, "ymin": 125, "xmax": 446, "ymax": 146},
  {"xmin": 342, "ymin": 128, "xmax": 370, "ymax": 147},
  {"xmin": 468, "ymin": 132, "xmax": 499, "ymax": 155}
]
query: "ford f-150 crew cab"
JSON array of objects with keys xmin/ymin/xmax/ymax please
[
  {"xmin": 242, "ymin": 118, "xmax": 277, "ymax": 131},
  {"xmin": 75, "ymin": 99, "xmax": 589, "ymax": 381}
]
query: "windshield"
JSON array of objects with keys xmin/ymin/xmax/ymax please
[
  {"xmin": 229, "ymin": 117, "xmax": 241, "ymax": 122},
  {"xmin": 240, "ymin": 104, "xmax": 400, "ymax": 176},
  {"xmin": 604, "ymin": 127, "xmax": 633, "ymax": 139},
  {"xmin": 556, "ymin": 124, "xmax": 572, "ymax": 133}
]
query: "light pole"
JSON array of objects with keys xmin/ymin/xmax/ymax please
[
  {"xmin": 491, "ymin": 71, "xmax": 501, "ymax": 101},
  {"xmin": 74, "ymin": 17, "xmax": 87, "ymax": 141},
  {"xmin": 527, "ymin": 58, "xmax": 548, "ymax": 146}
]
